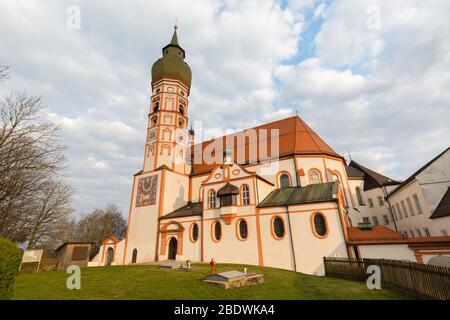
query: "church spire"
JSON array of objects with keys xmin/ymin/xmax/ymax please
[{"xmin": 170, "ymin": 23, "xmax": 179, "ymax": 46}]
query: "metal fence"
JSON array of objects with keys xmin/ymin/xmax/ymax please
[{"xmin": 323, "ymin": 257, "xmax": 450, "ymax": 300}]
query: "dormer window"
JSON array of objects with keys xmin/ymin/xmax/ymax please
[
  {"xmin": 217, "ymin": 183, "xmax": 239, "ymax": 207},
  {"xmin": 220, "ymin": 194, "xmax": 236, "ymax": 207}
]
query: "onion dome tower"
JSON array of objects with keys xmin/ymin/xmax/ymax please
[
  {"xmin": 144, "ymin": 25, "xmax": 192, "ymax": 173},
  {"xmin": 151, "ymin": 25, "xmax": 192, "ymax": 88}
]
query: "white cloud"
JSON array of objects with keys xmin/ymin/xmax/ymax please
[
  {"xmin": 275, "ymin": 58, "xmax": 369, "ymax": 103},
  {"xmin": 1, "ymin": 0, "xmax": 449, "ymax": 215}
]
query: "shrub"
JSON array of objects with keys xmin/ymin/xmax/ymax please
[{"xmin": 0, "ymin": 237, "xmax": 22, "ymax": 300}]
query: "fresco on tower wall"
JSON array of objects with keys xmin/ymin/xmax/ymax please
[{"xmin": 136, "ymin": 175, "xmax": 158, "ymax": 207}]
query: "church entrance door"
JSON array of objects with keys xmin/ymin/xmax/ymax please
[
  {"xmin": 168, "ymin": 237, "xmax": 178, "ymax": 260},
  {"xmin": 106, "ymin": 247, "xmax": 114, "ymax": 266}
]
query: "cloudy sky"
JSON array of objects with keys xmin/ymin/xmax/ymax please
[{"xmin": 1, "ymin": 0, "xmax": 449, "ymax": 216}]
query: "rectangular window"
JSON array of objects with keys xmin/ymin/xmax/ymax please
[
  {"xmin": 372, "ymin": 216, "xmax": 379, "ymax": 226},
  {"xmin": 416, "ymin": 229, "xmax": 422, "ymax": 237},
  {"xmin": 424, "ymin": 228, "xmax": 431, "ymax": 237},
  {"xmin": 413, "ymin": 194, "xmax": 423, "ymax": 214},
  {"xmin": 396, "ymin": 203, "xmax": 403, "ymax": 219},
  {"xmin": 406, "ymin": 197, "xmax": 415, "ymax": 216},
  {"xmin": 442, "ymin": 230, "xmax": 448, "ymax": 236},
  {"xmin": 409, "ymin": 230, "xmax": 415, "ymax": 238},
  {"xmin": 377, "ymin": 196, "xmax": 384, "ymax": 206},
  {"xmin": 363, "ymin": 217, "xmax": 370, "ymax": 224},
  {"xmin": 392, "ymin": 206, "xmax": 398, "ymax": 220},
  {"xmin": 368, "ymin": 198, "xmax": 374, "ymax": 208},
  {"xmin": 401, "ymin": 200, "xmax": 408, "ymax": 218},
  {"xmin": 383, "ymin": 215, "xmax": 389, "ymax": 225}
]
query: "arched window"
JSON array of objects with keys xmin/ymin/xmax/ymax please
[
  {"xmin": 272, "ymin": 216, "xmax": 285, "ymax": 239},
  {"xmin": 213, "ymin": 221, "xmax": 222, "ymax": 241},
  {"xmin": 241, "ymin": 184, "xmax": 250, "ymax": 205},
  {"xmin": 356, "ymin": 187, "xmax": 365, "ymax": 206},
  {"xmin": 280, "ymin": 173, "xmax": 291, "ymax": 188},
  {"xmin": 179, "ymin": 105, "xmax": 184, "ymax": 115},
  {"xmin": 154, "ymin": 102, "xmax": 159, "ymax": 113},
  {"xmin": 328, "ymin": 170, "xmax": 339, "ymax": 182},
  {"xmin": 208, "ymin": 190, "xmax": 216, "ymax": 209},
  {"xmin": 132, "ymin": 249, "xmax": 138, "ymax": 263},
  {"xmin": 237, "ymin": 219, "xmax": 248, "ymax": 240},
  {"xmin": 309, "ymin": 170, "xmax": 322, "ymax": 184},
  {"xmin": 191, "ymin": 223, "xmax": 199, "ymax": 242},
  {"xmin": 151, "ymin": 115, "xmax": 158, "ymax": 126},
  {"xmin": 312, "ymin": 213, "xmax": 328, "ymax": 238}
]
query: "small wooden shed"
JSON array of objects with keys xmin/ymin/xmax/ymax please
[{"xmin": 54, "ymin": 242, "xmax": 94, "ymax": 270}]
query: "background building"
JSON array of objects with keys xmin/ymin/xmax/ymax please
[{"xmin": 386, "ymin": 147, "xmax": 450, "ymax": 238}]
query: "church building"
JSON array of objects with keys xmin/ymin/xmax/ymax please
[{"xmin": 89, "ymin": 27, "xmax": 450, "ymax": 274}]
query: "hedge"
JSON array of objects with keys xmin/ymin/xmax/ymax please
[{"xmin": 0, "ymin": 237, "xmax": 22, "ymax": 300}]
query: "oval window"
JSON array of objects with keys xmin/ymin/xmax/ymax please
[
  {"xmin": 313, "ymin": 213, "xmax": 327, "ymax": 237},
  {"xmin": 191, "ymin": 223, "xmax": 199, "ymax": 242},
  {"xmin": 273, "ymin": 217, "xmax": 285, "ymax": 239},
  {"xmin": 238, "ymin": 220, "xmax": 248, "ymax": 240},
  {"xmin": 214, "ymin": 221, "xmax": 222, "ymax": 241}
]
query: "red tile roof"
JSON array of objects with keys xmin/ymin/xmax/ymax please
[
  {"xmin": 348, "ymin": 226, "xmax": 450, "ymax": 246},
  {"xmin": 348, "ymin": 226, "xmax": 405, "ymax": 243},
  {"xmin": 190, "ymin": 116, "xmax": 342, "ymax": 175}
]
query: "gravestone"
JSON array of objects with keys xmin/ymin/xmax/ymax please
[{"xmin": 204, "ymin": 270, "xmax": 264, "ymax": 289}]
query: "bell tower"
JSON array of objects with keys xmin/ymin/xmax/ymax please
[{"xmin": 144, "ymin": 24, "xmax": 192, "ymax": 174}]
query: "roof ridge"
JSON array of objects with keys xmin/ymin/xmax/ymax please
[
  {"xmin": 388, "ymin": 146, "xmax": 450, "ymax": 197},
  {"xmin": 350, "ymin": 160, "xmax": 398, "ymax": 185},
  {"xmin": 192, "ymin": 116, "xmax": 299, "ymax": 147}
]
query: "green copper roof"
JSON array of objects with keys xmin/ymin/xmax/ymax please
[
  {"xmin": 151, "ymin": 26, "xmax": 192, "ymax": 88},
  {"xmin": 257, "ymin": 182, "xmax": 339, "ymax": 208}
]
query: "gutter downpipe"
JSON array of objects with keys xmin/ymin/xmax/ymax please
[
  {"xmin": 383, "ymin": 186, "xmax": 398, "ymax": 232},
  {"xmin": 285, "ymin": 204, "xmax": 297, "ymax": 272}
]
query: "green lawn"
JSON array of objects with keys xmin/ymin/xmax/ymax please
[{"xmin": 13, "ymin": 263, "xmax": 409, "ymax": 300}]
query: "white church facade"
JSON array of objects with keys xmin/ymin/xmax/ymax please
[{"xmin": 89, "ymin": 27, "xmax": 450, "ymax": 274}]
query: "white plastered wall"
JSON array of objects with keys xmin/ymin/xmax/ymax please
[
  {"xmin": 123, "ymin": 171, "xmax": 162, "ymax": 264},
  {"xmin": 358, "ymin": 244, "xmax": 417, "ymax": 261}
]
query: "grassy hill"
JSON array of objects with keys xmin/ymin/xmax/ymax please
[{"xmin": 13, "ymin": 263, "xmax": 409, "ymax": 300}]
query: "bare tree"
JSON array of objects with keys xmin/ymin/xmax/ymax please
[
  {"xmin": 0, "ymin": 64, "xmax": 9, "ymax": 80},
  {"xmin": 25, "ymin": 180, "xmax": 74, "ymax": 249},
  {"xmin": 0, "ymin": 93, "xmax": 66, "ymax": 243},
  {"xmin": 71, "ymin": 204, "xmax": 127, "ymax": 255}
]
